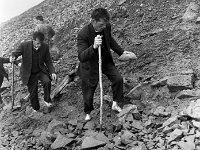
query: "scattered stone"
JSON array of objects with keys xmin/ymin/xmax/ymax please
[
  {"xmin": 68, "ymin": 119, "xmax": 78, "ymax": 126},
  {"xmin": 192, "ymin": 120, "xmax": 200, "ymax": 128},
  {"xmin": 153, "ymin": 106, "xmax": 169, "ymax": 116},
  {"xmin": 125, "ymin": 114, "xmax": 134, "ymax": 122},
  {"xmin": 151, "ymin": 77, "xmax": 168, "ymax": 87},
  {"xmin": 117, "ymin": 105, "xmax": 138, "ymax": 119},
  {"xmin": 51, "ymin": 132, "xmax": 74, "ymax": 149},
  {"xmin": 121, "ymin": 130, "xmax": 136, "ymax": 145},
  {"xmin": 176, "ymin": 90, "xmax": 196, "ymax": 99},
  {"xmin": 83, "ymin": 121, "xmax": 96, "ymax": 130},
  {"xmin": 166, "ymin": 128, "xmax": 183, "ymax": 143},
  {"xmin": 39, "ymin": 131, "xmax": 52, "ymax": 146},
  {"xmin": 182, "ymin": 99, "xmax": 200, "ymax": 119},
  {"xmin": 162, "ymin": 116, "xmax": 178, "ymax": 127},
  {"xmin": 113, "ymin": 136, "xmax": 121, "ymax": 146},
  {"xmin": 163, "ymin": 124, "xmax": 179, "ymax": 134},
  {"xmin": 167, "ymin": 75, "xmax": 194, "ymax": 92},
  {"xmin": 196, "ymin": 16, "xmax": 200, "ymax": 23},
  {"xmin": 95, "ymin": 132, "xmax": 110, "ymax": 144},
  {"xmin": 112, "ymin": 122, "xmax": 123, "ymax": 132},
  {"xmin": 103, "ymin": 95, "xmax": 112, "ymax": 102},
  {"xmin": 194, "ymin": 80, "xmax": 200, "ymax": 88},
  {"xmin": 84, "ymin": 130, "xmax": 98, "ymax": 137},
  {"xmin": 47, "ymin": 119, "xmax": 66, "ymax": 133},
  {"xmin": 131, "ymin": 120, "xmax": 143, "ymax": 130},
  {"xmin": 118, "ymin": 0, "xmax": 126, "ymax": 5},
  {"xmin": 177, "ymin": 140, "xmax": 195, "ymax": 150},
  {"xmin": 165, "ymin": 106, "xmax": 178, "ymax": 116},
  {"xmin": 144, "ymin": 119, "xmax": 153, "ymax": 129},
  {"xmin": 181, "ymin": 69, "xmax": 194, "ymax": 75},
  {"xmin": 81, "ymin": 136, "xmax": 106, "ymax": 149},
  {"xmin": 182, "ymin": 2, "xmax": 199, "ymax": 22}
]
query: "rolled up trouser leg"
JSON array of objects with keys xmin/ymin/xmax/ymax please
[{"xmin": 28, "ymin": 74, "xmax": 40, "ymax": 111}]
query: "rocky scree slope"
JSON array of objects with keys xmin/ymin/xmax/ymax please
[
  {"xmin": 0, "ymin": 0, "xmax": 200, "ymax": 79},
  {"xmin": 1, "ymin": 0, "xmax": 200, "ymax": 150}
]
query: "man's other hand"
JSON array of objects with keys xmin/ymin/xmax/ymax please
[
  {"xmin": 51, "ymin": 73, "xmax": 57, "ymax": 81},
  {"xmin": 118, "ymin": 51, "xmax": 137, "ymax": 61}
]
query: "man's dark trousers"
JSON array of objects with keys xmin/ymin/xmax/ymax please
[
  {"xmin": 82, "ymin": 64, "xmax": 123, "ymax": 114},
  {"xmin": 28, "ymin": 71, "xmax": 51, "ymax": 111}
]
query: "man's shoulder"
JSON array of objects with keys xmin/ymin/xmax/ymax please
[
  {"xmin": 78, "ymin": 23, "xmax": 90, "ymax": 35},
  {"xmin": 21, "ymin": 41, "xmax": 32, "ymax": 46},
  {"xmin": 41, "ymin": 42, "xmax": 49, "ymax": 49}
]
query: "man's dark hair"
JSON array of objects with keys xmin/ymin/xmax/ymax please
[
  {"xmin": 33, "ymin": 31, "xmax": 44, "ymax": 42},
  {"xmin": 36, "ymin": 15, "xmax": 44, "ymax": 21},
  {"xmin": 91, "ymin": 8, "xmax": 110, "ymax": 22}
]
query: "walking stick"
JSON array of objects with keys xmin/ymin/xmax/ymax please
[
  {"xmin": 11, "ymin": 62, "xmax": 14, "ymax": 110},
  {"xmin": 98, "ymin": 45, "xmax": 103, "ymax": 131}
]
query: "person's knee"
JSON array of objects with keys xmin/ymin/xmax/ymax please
[
  {"xmin": 114, "ymin": 75, "xmax": 123, "ymax": 84},
  {"xmin": 42, "ymin": 77, "xmax": 51, "ymax": 85}
]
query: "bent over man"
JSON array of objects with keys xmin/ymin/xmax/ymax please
[
  {"xmin": 0, "ymin": 57, "xmax": 10, "ymax": 107},
  {"xmin": 77, "ymin": 8, "xmax": 133, "ymax": 121},
  {"xmin": 11, "ymin": 31, "xmax": 56, "ymax": 115}
]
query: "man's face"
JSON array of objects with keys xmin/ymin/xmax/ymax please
[
  {"xmin": 93, "ymin": 18, "xmax": 108, "ymax": 32},
  {"xmin": 33, "ymin": 38, "xmax": 42, "ymax": 50}
]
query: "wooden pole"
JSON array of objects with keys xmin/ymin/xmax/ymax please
[
  {"xmin": 11, "ymin": 62, "xmax": 14, "ymax": 110},
  {"xmin": 98, "ymin": 45, "xmax": 103, "ymax": 131}
]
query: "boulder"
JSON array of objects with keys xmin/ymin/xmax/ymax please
[
  {"xmin": 81, "ymin": 136, "xmax": 106, "ymax": 149},
  {"xmin": 176, "ymin": 90, "xmax": 196, "ymax": 99},
  {"xmin": 166, "ymin": 128, "xmax": 183, "ymax": 143},
  {"xmin": 182, "ymin": 99, "xmax": 200, "ymax": 119},
  {"xmin": 47, "ymin": 119, "xmax": 66, "ymax": 134},
  {"xmin": 167, "ymin": 75, "xmax": 194, "ymax": 92},
  {"xmin": 182, "ymin": 2, "xmax": 199, "ymax": 22},
  {"xmin": 51, "ymin": 133, "xmax": 74, "ymax": 149}
]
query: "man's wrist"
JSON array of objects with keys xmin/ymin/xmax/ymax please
[{"xmin": 93, "ymin": 44, "xmax": 98, "ymax": 52}]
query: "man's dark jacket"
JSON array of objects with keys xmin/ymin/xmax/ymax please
[
  {"xmin": 0, "ymin": 57, "xmax": 10, "ymax": 85},
  {"xmin": 12, "ymin": 41, "xmax": 55, "ymax": 85},
  {"xmin": 77, "ymin": 23, "xmax": 124, "ymax": 86}
]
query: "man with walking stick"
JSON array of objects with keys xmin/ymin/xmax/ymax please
[
  {"xmin": 10, "ymin": 31, "xmax": 57, "ymax": 118},
  {"xmin": 77, "ymin": 8, "xmax": 137, "ymax": 121},
  {"xmin": 0, "ymin": 57, "xmax": 12, "ymax": 108}
]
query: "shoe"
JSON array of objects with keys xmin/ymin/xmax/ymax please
[
  {"xmin": 112, "ymin": 101, "xmax": 122, "ymax": 113},
  {"xmin": 44, "ymin": 101, "xmax": 53, "ymax": 107},
  {"xmin": 85, "ymin": 114, "xmax": 91, "ymax": 121}
]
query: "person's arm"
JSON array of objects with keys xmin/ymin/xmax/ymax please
[
  {"xmin": 1, "ymin": 57, "xmax": 10, "ymax": 64},
  {"xmin": 108, "ymin": 24, "xmax": 124, "ymax": 56},
  {"xmin": 44, "ymin": 45, "xmax": 57, "ymax": 80},
  {"xmin": 44, "ymin": 45, "xmax": 55, "ymax": 74},
  {"xmin": 77, "ymin": 32, "xmax": 96, "ymax": 62}
]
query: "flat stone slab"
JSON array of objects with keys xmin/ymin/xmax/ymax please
[
  {"xmin": 51, "ymin": 133, "xmax": 73, "ymax": 149},
  {"xmin": 81, "ymin": 136, "xmax": 106, "ymax": 149},
  {"xmin": 176, "ymin": 90, "xmax": 196, "ymax": 99},
  {"xmin": 167, "ymin": 75, "xmax": 194, "ymax": 92}
]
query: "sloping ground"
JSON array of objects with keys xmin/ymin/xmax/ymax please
[
  {"xmin": 1, "ymin": 0, "xmax": 200, "ymax": 149},
  {"xmin": 1, "ymin": 0, "xmax": 200, "ymax": 78}
]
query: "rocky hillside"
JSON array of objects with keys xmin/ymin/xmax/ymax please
[
  {"xmin": 1, "ymin": 0, "xmax": 200, "ymax": 79},
  {"xmin": 2, "ymin": 0, "xmax": 200, "ymax": 149}
]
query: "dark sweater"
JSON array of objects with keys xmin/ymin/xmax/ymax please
[{"xmin": 31, "ymin": 48, "xmax": 41, "ymax": 73}]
